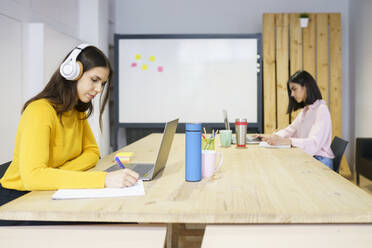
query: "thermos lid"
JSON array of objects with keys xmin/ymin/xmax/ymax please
[
  {"xmin": 185, "ymin": 123, "xmax": 202, "ymax": 131},
  {"xmin": 235, "ymin": 118, "xmax": 247, "ymax": 123}
]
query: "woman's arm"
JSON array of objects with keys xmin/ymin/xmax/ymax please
[
  {"xmin": 18, "ymin": 104, "xmax": 106, "ymax": 190},
  {"xmin": 261, "ymin": 110, "xmax": 303, "ymax": 145},
  {"xmin": 58, "ymin": 118, "xmax": 100, "ymax": 171},
  {"xmin": 275, "ymin": 110, "xmax": 303, "ymax": 138}
]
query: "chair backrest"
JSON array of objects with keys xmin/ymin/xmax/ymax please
[
  {"xmin": 0, "ymin": 161, "xmax": 11, "ymax": 179},
  {"xmin": 330, "ymin": 136, "xmax": 348, "ymax": 173},
  {"xmin": 356, "ymin": 138, "xmax": 372, "ymax": 182}
]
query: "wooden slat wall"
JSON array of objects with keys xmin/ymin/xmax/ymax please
[
  {"xmin": 262, "ymin": 14, "xmax": 276, "ymax": 134},
  {"xmin": 263, "ymin": 13, "xmax": 351, "ymax": 177},
  {"xmin": 303, "ymin": 14, "xmax": 316, "ymax": 76},
  {"xmin": 316, "ymin": 14, "xmax": 329, "ymax": 104},
  {"xmin": 276, "ymin": 14, "xmax": 290, "ymax": 130},
  {"xmin": 289, "ymin": 13, "xmax": 303, "ymax": 121},
  {"xmin": 329, "ymin": 14, "xmax": 342, "ymax": 138}
]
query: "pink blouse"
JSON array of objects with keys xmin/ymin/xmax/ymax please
[{"xmin": 275, "ymin": 99, "xmax": 335, "ymax": 159}]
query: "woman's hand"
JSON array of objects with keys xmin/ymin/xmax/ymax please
[
  {"xmin": 251, "ymin": 134, "xmax": 263, "ymax": 141},
  {"xmin": 105, "ymin": 168, "xmax": 139, "ymax": 188},
  {"xmin": 262, "ymin": 135, "xmax": 291, "ymax": 146}
]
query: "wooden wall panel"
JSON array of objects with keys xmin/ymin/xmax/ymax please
[
  {"xmin": 262, "ymin": 13, "xmax": 350, "ymax": 178},
  {"xmin": 263, "ymin": 14, "xmax": 277, "ymax": 133},
  {"xmin": 329, "ymin": 14, "xmax": 349, "ymax": 177},
  {"xmin": 316, "ymin": 14, "xmax": 329, "ymax": 104},
  {"xmin": 303, "ymin": 14, "xmax": 316, "ymax": 82},
  {"xmin": 329, "ymin": 13, "xmax": 342, "ymax": 138},
  {"xmin": 289, "ymin": 13, "xmax": 303, "ymax": 74},
  {"xmin": 276, "ymin": 14, "xmax": 290, "ymax": 129},
  {"xmin": 289, "ymin": 13, "xmax": 303, "ymax": 122}
]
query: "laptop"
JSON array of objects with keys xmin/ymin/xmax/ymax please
[
  {"xmin": 222, "ymin": 110, "xmax": 261, "ymax": 144},
  {"xmin": 105, "ymin": 118, "xmax": 179, "ymax": 180}
]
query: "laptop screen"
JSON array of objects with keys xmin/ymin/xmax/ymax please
[
  {"xmin": 153, "ymin": 118, "xmax": 179, "ymax": 176},
  {"xmin": 223, "ymin": 110, "xmax": 230, "ymax": 130}
]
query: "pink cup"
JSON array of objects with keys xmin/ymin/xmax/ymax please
[{"xmin": 201, "ymin": 150, "xmax": 223, "ymax": 178}]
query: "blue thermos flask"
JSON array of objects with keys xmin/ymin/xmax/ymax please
[{"xmin": 185, "ymin": 123, "xmax": 202, "ymax": 182}]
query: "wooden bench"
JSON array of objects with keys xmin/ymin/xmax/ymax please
[
  {"xmin": 202, "ymin": 224, "xmax": 372, "ymax": 248},
  {"xmin": 0, "ymin": 224, "xmax": 166, "ymax": 248}
]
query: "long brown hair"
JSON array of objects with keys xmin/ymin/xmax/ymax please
[
  {"xmin": 22, "ymin": 45, "xmax": 113, "ymax": 130},
  {"xmin": 286, "ymin": 70, "xmax": 322, "ymax": 114}
]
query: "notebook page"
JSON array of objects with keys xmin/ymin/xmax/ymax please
[
  {"xmin": 259, "ymin": 141, "xmax": 291, "ymax": 149},
  {"xmin": 52, "ymin": 180, "xmax": 145, "ymax": 200}
]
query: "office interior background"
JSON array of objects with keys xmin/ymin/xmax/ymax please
[{"xmin": 0, "ymin": 0, "xmax": 371, "ymax": 177}]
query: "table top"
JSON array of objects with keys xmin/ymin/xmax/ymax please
[{"xmin": 1, "ymin": 134, "xmax": 372, "ymax": 223}]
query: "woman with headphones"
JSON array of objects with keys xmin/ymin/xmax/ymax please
[
  {"xmin": 258, "ymin": 70, "xmax": 335, "ymax": 169},
  {"xmin": 0, "ymin": 44, "xmax": 139, "ymax": 209}
]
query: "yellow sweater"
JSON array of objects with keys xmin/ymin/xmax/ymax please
[{"xmin": 0, "ymin": 99, "xmax": 106, "ymax": 191}]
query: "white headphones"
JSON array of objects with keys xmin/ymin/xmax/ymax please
[{"xmin": 59, "ymin": 43, "xmax": 91, "ymax": 81}]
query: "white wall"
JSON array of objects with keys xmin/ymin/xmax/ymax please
[
  {"xmin": 0, "ymin": 0, "xmax": 79, "ymax": 38},
  {"xmin": 114, "ymin": 0, "xmax": 352, "ymax": 163},
  {"xmin": 0, "ymin": 14, "xmax": 22, "ymax": 163},
  {"xmin": 349, "ymin": 0, "xmax": 372, "ymax": 171},
  {"xmin": 22, "ymin": 23, "xmax": 80, "ymax": 104},
  {"xmin": 0, "ymin": 0, "xmax": 112, "ymax": 164},
  {"xmin": 79, "ymin": 0, "xmax": 111, "ymax": 156}
]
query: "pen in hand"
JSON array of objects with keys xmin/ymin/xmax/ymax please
[{"xmin": 114, "ymin": 157, "xmax": 126, "ymax": 169}]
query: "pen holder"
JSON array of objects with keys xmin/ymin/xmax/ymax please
[{"xmin": 202, "ymin": 137, "xmax": 215, "ymax": 150}]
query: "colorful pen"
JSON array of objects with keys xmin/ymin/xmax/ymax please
[{"xmin": 114, "ymin": 157, "xmax": 125, "ymax": 169}]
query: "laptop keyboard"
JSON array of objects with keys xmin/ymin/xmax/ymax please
[{"xmin": 132, "ymin": 164, "xmax": 154, "ymax": 177}]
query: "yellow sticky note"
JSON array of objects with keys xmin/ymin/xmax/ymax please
[
  {"xmin": 135, "ymin": 54, "xmax": 141, "ymax": 60},
  {"xmin": 116, "ymin": 152, "xmax": 133, "ymax": 157},
  {"xmin": 142, "ymin": 64, "xmax": 148, "ymax": 70},
  {"xmin": 115, "ymin": 152, "xmax": 133, "ymax": 164},
  {"xmin": 149, "ymin": 56, "xmax": 156, "ymax": 62}
]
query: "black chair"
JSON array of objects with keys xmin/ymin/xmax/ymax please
[
  {"xmin": 0, "ymin": 161, "xmax": 11, "ymax": 179},
  {"xmin": 356, "ymin": 138, "xmax": 372, "ymax": 186},
  {"xmin": 330, "ymin": 136, "xmax": 349, "ymax": 173}
]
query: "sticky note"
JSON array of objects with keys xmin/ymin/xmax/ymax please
[
  {"xmin": 135, "ymin": 54, "xmax": 141, "ymax": 60},
  {"xmin": 131, "ymin": 62, "xmax": 137, "ymax": 67},
  {"xmin": 157, "ymin": 66, "xmax": 163, "ymax": 72},
  {"xmin": 115, "ymin": 152, "xmax": 133, "ymax": 164},
  {"xmin": 149, "ymin": 56, "xmax": 156, "ymax": 62},
  {"xmin": 142, "ymin": 64, "xmax": 148, "ymax": 70}
]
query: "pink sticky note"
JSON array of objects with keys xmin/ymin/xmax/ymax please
[
  {"xmin": 131, "ymin": 62, "xmax": 137, "ymax": 67},
  {"xmin": 157, "ymin": 66, "xmax": 163, "ymax": 72}
]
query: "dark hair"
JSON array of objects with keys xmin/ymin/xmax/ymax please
[
  {"xmin": 22, "ymin": 45, "xmax": 113, "ymax": 130},
  {"xmin": 286, "ymin": 70, "xmax": 322, "ymax": 114}
]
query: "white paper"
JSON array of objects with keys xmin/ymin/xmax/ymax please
[
  {"xmin": 52, "ymin": 180, "xmax": 145, "ymax": 200},
  {"xmin": 232, "ymin": 135, "xmax": 261, "ymax": 144},
  {"xmin": 259, "ymin": 141, "xmax": 291, "ymax": 149}
]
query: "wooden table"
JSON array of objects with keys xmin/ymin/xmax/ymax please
[
  {"xmin": 1, "ymin": 133, "xmax": 371, "ymax": 223},
  {"xmin": 1, "ymin": 134, "xmax": 372, "ymax": 246}
]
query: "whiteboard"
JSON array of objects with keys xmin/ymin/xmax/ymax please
[{"xmin": 116, "ymin": 34, "xmax": 261, "ymax": 127}]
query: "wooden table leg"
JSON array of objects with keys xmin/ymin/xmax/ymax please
[{"xmin": 166, "ymin": 223, "xmax": 179, "ymax": 248}]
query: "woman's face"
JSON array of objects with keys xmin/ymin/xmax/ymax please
[
  {"xmin": 76, "ymin": 66, "xmax": 109, "ymax": 103},
  {"xmin": 289, "ymin": 82, "xmax": 307, "ymax": 103}
]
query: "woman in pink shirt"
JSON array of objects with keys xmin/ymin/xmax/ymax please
[{"xmin": 262, "ymin": 70, "xmax": 335, "ymax": 169}]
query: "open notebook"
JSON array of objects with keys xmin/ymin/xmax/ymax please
[
  {"xmin": 259, "ymin": 141, "xmax": 291, "ymax": 149},
  {"xmin": 52, "ymin": 180, "xmax": 145, "ymax": 200}
]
